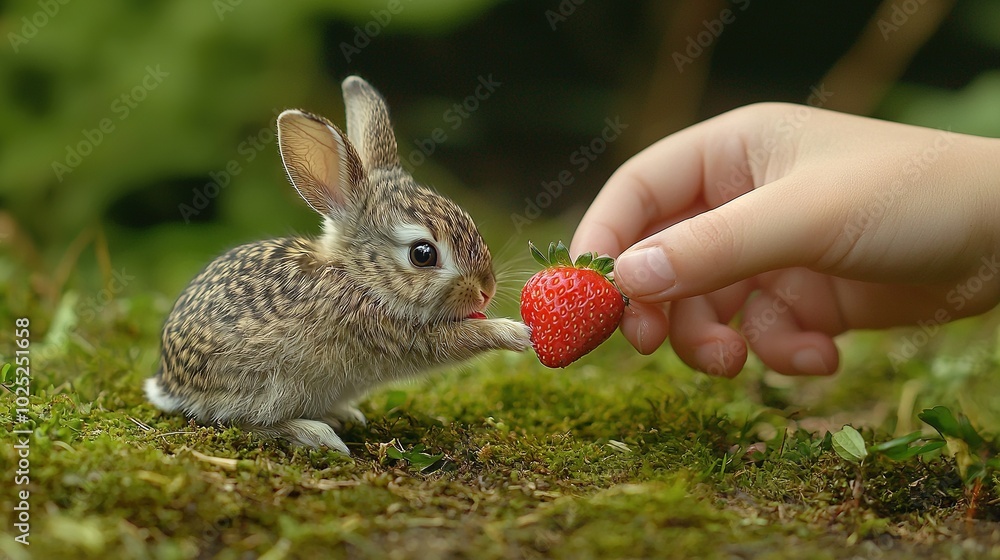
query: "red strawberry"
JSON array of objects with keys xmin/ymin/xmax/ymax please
[{"xmin": 520, "ymin": 241, "xmax": 627, "ymax": 368}]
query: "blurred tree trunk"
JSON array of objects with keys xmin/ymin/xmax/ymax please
[
  {"xmin": 626, "ymin": 0, "xmax": 726, "ymax": 155},
  {"xmin": 820, "ymin": 0, "xmax": 957, "ymax": 115}
]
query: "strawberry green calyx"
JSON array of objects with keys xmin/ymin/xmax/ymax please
[{"xmin": 528, "ymin": 241, "xmax": 624, "ymax": 298}]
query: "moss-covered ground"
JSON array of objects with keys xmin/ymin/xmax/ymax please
[{"xmin": 2, "ymin": 262, "xmax": 1000, "ymax": 560}]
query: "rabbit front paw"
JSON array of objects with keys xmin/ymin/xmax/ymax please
[{"xmin": 483, "ymin": 318, "xmax": 532, "ymax": 352}]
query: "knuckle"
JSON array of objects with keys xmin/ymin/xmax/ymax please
[{"xmin": 682, "ymin": 210, "xmax": 740, "ymax": 268}]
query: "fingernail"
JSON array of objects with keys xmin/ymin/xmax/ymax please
[
  {"xmin": 631, "ymin": 308, "xmax": 655, "ymax": 355},
  {"xmin": 616, "ymin": 246, "xmax": 676, "ymax": 298},
  {"xmin": 696, "ymin": 342, "xmax": 729, "ymax": 377},
  {"xmin": 792, "ymin": 348, "xmax": 828, "ymax": 376}
]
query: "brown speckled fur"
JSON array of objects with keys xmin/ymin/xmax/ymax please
[{"xmin": 145, "ymin": 76, "xmax": 529, "ymax": 453}]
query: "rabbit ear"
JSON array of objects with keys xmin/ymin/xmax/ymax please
[
  {"xmin": 342, "ymin": 76, "xmax": 400, "ymax": 170},
  {"xmin": 277, "ymin": 110, "xmax": 365, "ymax": 217}
]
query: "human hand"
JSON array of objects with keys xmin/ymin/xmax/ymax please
[{"xmin": 571, "ymin": 103, "xmax": 1000, "ymax": 377}]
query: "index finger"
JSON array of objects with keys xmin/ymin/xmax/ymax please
[{"xmin": 570, "ymin": 108, "xmax": 758, "ymax": 259}]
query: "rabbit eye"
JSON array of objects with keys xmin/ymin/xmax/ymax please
[{"xmin": 409, "ymin": 241, "xmax": 438, "ymax": 268}]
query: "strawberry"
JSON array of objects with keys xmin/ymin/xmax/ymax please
[{"xmin": 520, "ymin": 241, "xmax": 627, "ymax": 368}]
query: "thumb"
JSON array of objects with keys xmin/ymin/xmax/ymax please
[{"xmin": 613, "ymin": 180, "xmax": 833, "ymax": 302}]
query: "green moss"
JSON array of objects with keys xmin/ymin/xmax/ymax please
[{"xmin": 2, "ymin": 284, "xmax": 1000, "ymax": 559}]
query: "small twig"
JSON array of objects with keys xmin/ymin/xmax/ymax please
[
  {"xmin": 49, "ymin": 226, "xmax": 96, "ymax": 304},
  {"xmin": 128, "ymin": 416, "xmax": 153, "ymax": 432},
  {"xmin": 190, "ymin": 449, "xmax": 239, "ymax": 471},
  {"xmin": 630, "ymin": 0, "xmax": 726, "ymax": 152},
  {"xmin": 308, "ymin": 479, "xmax": 361, "ymax": 491},
  {"xmin": 908, "ymin": 475, "xmax": 928, "ymax": 487},
  {"xmin": 851, "ymin": 467, "xmax": 865, "ymax": 505},
  {"xmin": 966, "ymin": 478, "xmax": 983, "ymax": 521}
]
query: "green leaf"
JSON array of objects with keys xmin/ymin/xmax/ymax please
[
  {"xmin": 919, "ymin": 406, "xmax": 961, "ymax": 439},
  {"xmin": 591, "ymin": 257, "xmax": 614, "ymax": 275},
  {"xmin": 920, "ymin": 406, "xmax": 986, "ymax": 452},
  {"xmin": 547, "ymin": 242, "xmax": 557, "ymax": 265},
  {"xmin": 410, "ymin": 453, "xmax": 444, "ymax": 472},
  {"xmin": 0, "ymin": 363, "xmax": 10, "ymax": 384},
  {"xmin": 878, "ymin": 446, "xmax": 916, "ymax": 462},
  {"xmin": 553, "ymin": 241, "xmax": 572, "ymax": 266},
  {"xmin": 819, "ymin": 431, "xmax": 834, "ymax": 450},
  {"xmin": 574, "ymin": 252, "xmax": 594, "ymax": 268},
  {"xmin": 831, "ymin": 426, "xmax": 868, "ymax": 463},
  {"xmin": 529, "ymin": 242, "xmax": 548, "ymax": 267},
  {"xmin": 869, "ymin": 431, "xmax": 922, "ymax": 453},
  {"xmin": 879, "ymin": 440, "xmax": 946, "ymax": 461},
  {"xmin": 955, "ymin": 414, "xmax": 986, "ymax": 452},
  {"xmin": 387, "ymin": 442, "xmax": 445, "ymax": 473},
  {"xmin": 913, "ymin": 440, "xmax": 947, "ymax": 455}
]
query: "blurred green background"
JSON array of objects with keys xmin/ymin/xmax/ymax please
[{"xmin": 2, "ymin": 0, "xmax": 1000, "ymax": 315}]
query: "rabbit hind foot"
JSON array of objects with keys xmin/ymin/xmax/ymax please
[{"xmin": 246, "ymin": 418, "xmax": 351, "ymax": 454}]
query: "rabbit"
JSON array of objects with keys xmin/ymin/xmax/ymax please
[{"xmin": 145, "ymin": 76, "xmax": 531, "ymax": 454}]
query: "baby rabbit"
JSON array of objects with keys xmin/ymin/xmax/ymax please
[{"xmin": 145, "ymin": 76, "xmax": 531, "ymax": 454}]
